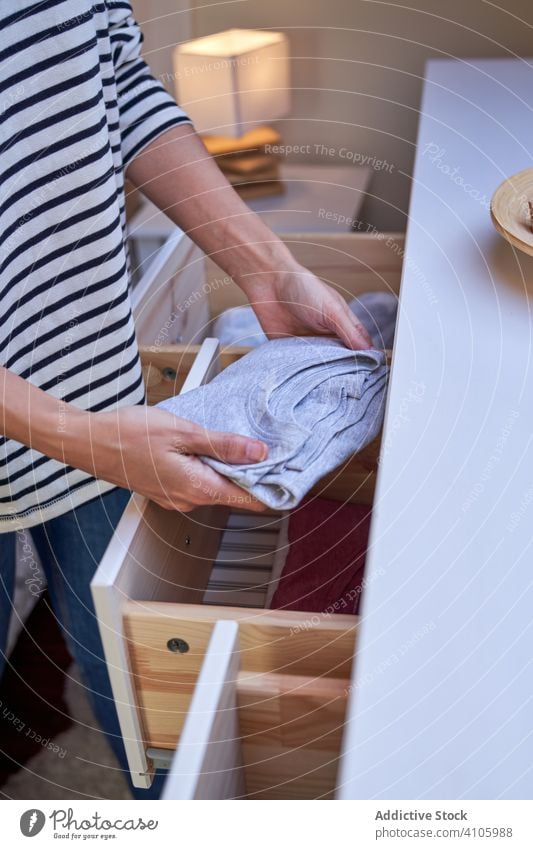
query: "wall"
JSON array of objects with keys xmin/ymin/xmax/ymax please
[{"xmin": 131, "ymin": 0, "xmax": 533, "ymax": 230}]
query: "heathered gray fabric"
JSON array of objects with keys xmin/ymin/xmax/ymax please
[
  {"xmin": 212, "ymin": 305, "xmax": 266, "ymax": 347},
  {"xmin": 158, "ymin": 337, "xmax": 388, "ymax": 509},
  {"xmin": 349, "ymin": 292, "xmax": 398, "ymax": 350},
  {"xmin": 212, "ymin": 292, "xmax": 398, "ymax": 350}
]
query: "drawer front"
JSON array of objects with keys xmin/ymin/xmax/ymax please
[
  {"xmin": 90, "ymin": 338, "xmax": 227, "ymax": 787},
  {"xmin": 123, "ymin": 600, "xmax": 357, "ymax": 752},
  {"xmin": 161, "ymin": 617, "xmax": 356, "ymax": 800},
  {"xmin": 162, "ymin": 620, "xmax": 243, "ymax": 800}
]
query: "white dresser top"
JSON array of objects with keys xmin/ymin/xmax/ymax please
[{"xmin": 339, "ymin": 58, "xmax": 533, "ymax": 800}]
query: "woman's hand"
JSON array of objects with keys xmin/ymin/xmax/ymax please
[
  {"xmin": 239, "ymin": 264, "xmax": 372, "ymax": 350},
  {"xmin": 1, "ymin": 366, "xmax": 268, "ymax": 513},
  {"xmin": 88, "ymin": 406, "xmax": 268, "ymax": 512}
]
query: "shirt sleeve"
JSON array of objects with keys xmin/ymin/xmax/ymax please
[{"xmin": 105, "ymin": 0, "xmax": 193, "ymax": 167}]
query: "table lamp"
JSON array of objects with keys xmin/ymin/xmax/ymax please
[{"xmin": 173, "ymin": 28, "xmax": 290, "ymax": 198}]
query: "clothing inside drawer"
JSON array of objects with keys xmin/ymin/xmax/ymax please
[
  {"xmin": 203, "ymin": 512, "xmax": 286, "ymax": 608},
  {"xmin": 202, "ymin": 499, "xmax": 371, "ymax": 617}
]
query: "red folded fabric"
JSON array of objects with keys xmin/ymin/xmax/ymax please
[{"xmin": 270, "ymin": 497, "xmax": 371, "ymax": 615}]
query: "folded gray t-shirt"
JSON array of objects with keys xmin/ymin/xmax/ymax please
[{"xmin": 159, "ymin": 337, "xmax": 388, "ymax": 510}]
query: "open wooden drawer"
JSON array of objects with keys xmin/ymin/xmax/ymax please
[{"xmin": 91, "ymin": 229, "xmax": 402, "ymax": 799}]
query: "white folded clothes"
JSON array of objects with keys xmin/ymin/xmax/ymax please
[{"xmin": 158, "ymin": 337, "xmax": 388, "ymax": 510}]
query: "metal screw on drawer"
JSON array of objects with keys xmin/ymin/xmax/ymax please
[
  {"xmin": 162, "ymin": 367, "xmax": 177, "ymax": 380},
  {"xmin": 185, "ymin": 535, "xmax": 191, "ymax": 546},
  {"xmin": 167, "ymin": 638, "xmax": 189, "ymax": 654}
]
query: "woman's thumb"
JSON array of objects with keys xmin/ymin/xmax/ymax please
[{"xmin": 184, "ymin": 425, "xmax": 268, "ymax": 465}]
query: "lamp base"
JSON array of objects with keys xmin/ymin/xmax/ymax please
[{"xmin": 202, "ymin": 126, "xmax": 285, "ymax": 199}]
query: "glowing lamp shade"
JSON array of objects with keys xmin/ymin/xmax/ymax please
[{"xmin": 173, "ymin": 29, "xmax": 290, "ymax": 137}]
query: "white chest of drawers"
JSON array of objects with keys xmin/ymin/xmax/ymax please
[{"xmin": 339, "ymin": 57, "xmax": 533, "ymax": 800}]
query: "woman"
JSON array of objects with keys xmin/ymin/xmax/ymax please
[{"xmin": 0, "ymin": 0, "xmax": 370, "ymax": 796}]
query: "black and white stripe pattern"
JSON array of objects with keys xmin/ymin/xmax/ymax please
[{"xmin": 0, "ymin": 1, "xmax": 191, "ymax": 529}]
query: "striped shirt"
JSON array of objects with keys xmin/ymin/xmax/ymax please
[{"xmin": 0, "ymin": 0, "xmax": 191, "ymax": 531}]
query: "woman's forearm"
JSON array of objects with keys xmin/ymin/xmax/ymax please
[
  {"xmin": 125, "ymin": 122, "xmax": 371, "ymax": 350},
  {"xmin": 125, "ymin": 123, "xmax": 298, "ymax": 290},
  {"xmin": 0, "ymin": 366, "xmax": 94, "ymax": 471}
]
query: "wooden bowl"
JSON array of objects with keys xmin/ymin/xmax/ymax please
[{"xmin": 491, "ymin": 168, "xmax": 533, "ymax": 256}]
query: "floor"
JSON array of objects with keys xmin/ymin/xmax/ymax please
[{"xmin": 0, "ymin": 593, "xmax": 132, "ymax": 800}]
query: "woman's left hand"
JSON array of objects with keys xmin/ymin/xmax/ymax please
[{"xmin": 241, "ymin": 264, "xmax": 372, "ymax": 350}]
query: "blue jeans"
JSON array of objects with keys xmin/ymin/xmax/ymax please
[{"xmin": 0, "ymin": 487, "xmax": 166, "ymax": 800}]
